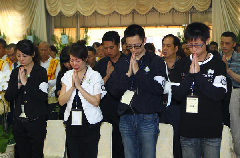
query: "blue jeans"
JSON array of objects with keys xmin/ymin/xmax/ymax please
[
  {"xmin": 119, "ymin": 113, "xmax": 159, "ymax": 158},
  {"xmin": 180, "ymin": 137, "xmax": 221, "ymax": 158}
]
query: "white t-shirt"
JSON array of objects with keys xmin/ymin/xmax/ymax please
[{"xmin": 61, "ymin": 66, "xmax": 106, "ymax": 124}]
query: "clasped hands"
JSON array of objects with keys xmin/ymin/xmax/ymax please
[
  {"xmin": 18, "ymin": 67, "xmax": 27, "ymax": 88},
  {"xmin": 126, "ymin": 53, "xmax": 139, "ymax": 77},
  {"xmin": 72, "ymin": 70, "xmax": 84, "ymax": 90},
  {"xmin": 189, "ymin": 53, "xmax": 200, "ymax": 74}
]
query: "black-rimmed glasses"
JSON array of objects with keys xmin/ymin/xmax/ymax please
[
  {"xmin": 186, "ymin": 43, "xmax": 205, "ymax": 49},
  {"xmin": 126, "ymin": 43, "xmax": 143, "ymax": 50}
]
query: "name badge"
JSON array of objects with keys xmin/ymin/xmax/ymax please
[
  {"xmin": 186, "ymin": 95, "xmax": 198, "ymax": 113},
  {"xmin": 71, "ymin": 111, "xmax": 82, "ymax": 125},
  {"xmin": 121, "ymin": 90, "xmax": 135, "ymax": 105}
]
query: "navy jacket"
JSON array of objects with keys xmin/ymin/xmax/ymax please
[{"xmin": 107, "ymin": 52, "xmax": 167, "ymax": 115}]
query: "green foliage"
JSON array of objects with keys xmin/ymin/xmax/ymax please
[
  {"xmin": 177, "ymin": 26, "xmax": 186, "ymax": 43},
  {"xmin": 0, "ymin": 124, "xmax": 15, "ymax": 153},
  {"xmin": 52, "ymin": 34, "xmax": 68, "ymax": 53},
  {"xmin": 0, "ymin": 30, "xmax": 6, "ymax": 40},
  {"xmin": 52, "ymin": 28, "xmax": 74, "ymax": 53},
  {"xmin": 23, "ymin": 29, "xmax": 42, "ymax": 45},
  {"xmin": 82, "ymin": 28, "xmax": 89, "ymax": 45}
]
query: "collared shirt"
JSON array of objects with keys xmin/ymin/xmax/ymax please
[
  {"xmin": 61, "ymin": 66, "xmax": 106, "ymax": 124},
  {"xmin": 220, "ymin": 51, "xmax": 240, "ymax": 88}
]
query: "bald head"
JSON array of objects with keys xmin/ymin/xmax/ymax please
[{"xmin": 38, "ymin": 41, "xmax": 50, "ymax": 62}]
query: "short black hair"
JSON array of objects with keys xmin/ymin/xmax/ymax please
[
  {"xmin": 144, "ymin": 43, "xmax": 155, "ymax": 53},
  {"xmin": 6, "ymin": 43, "xmax": 16, "ymax": 50},
  {"xmin": 92, "ymin": 42, "xmax": 101, "ymax": 48},
  {"xmin": 162, "ymin": 34, "xmax": 181, "ymax": 47},
  {"xmin": 210, "ymin": 41, "xmax": 218, "ymax": 47},
  {"xmin": 121, "ymin": 37, "xmax": 126, "ymax": 45},
  {"xmin": 163, "ymin": 34, "xmax": 186, "ymax": 58},
  {"xmin": 50, "ymin": 45, "xmax": 58, "ymax": 54},
  {"xmin": 60, "ymin": 46, "xmax": 70, "ymax": 64},
  {"xmin": 16, "ymin": 39, "xmax": 40, "ymax": 64},
  {"xmin": 87, "ymin": 46, "xmax": 96, "ymax": 55},
  {"xmin": 69, "ymin": 42, "xmax": 88, "ymax": 60},
  {"xmin": 124, "ymin": 24, "xmax": 145, "ymax": 42},
  {"xmin": 60, "ymin": 46, "xmax": 70, "ymax": 70},
  {"xmin": 0, "ymin": 39, "xmax": 7, "ymax": 48},
  {"xmin": 184, "ymin": 22, "xmax": 210, "ymax": 43},
  {"xmin": 102, "ymin": 31, "xmax": 120, "ymax": 45},
  {"xmin": 221, "ymin": 31, "xmax": 237, "ymax": 42}
]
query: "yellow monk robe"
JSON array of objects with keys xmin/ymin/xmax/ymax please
[
  {"xmin": 0, "ymin": 59, "xmax": 6, "ymax": 71},
  {"xmin": 47, "ymin": 58, "xmax": 60, "ymax": 104},
  {"xmin": 6, "ymin": 57, "xmax": 13, "ymax": 70}
]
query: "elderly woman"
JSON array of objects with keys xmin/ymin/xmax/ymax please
[
  {"xmin": 58, "ymin": 41, "xmax": 106, "ymax": 158},
  {"xmin": 5, "ymin": 39, "xmax": 48, "ymax": 158}
]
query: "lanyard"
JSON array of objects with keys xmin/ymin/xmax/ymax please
[
  {"xmin": 191, "ymin": 53, "xmax": 208, "ymax": 95},
  {"xmin": 73, "ymin": 66, "xmax": 88, "ymax": 109}
]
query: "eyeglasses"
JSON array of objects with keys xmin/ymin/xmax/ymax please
[
  {"xmin": 126, "ymin": 43, "xmax": 143, "ymax": 50},
  {"xmin": 186, "ymin": 43, "xmax": 205, "ymax": 48}
]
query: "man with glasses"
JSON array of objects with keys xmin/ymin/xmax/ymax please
[
  {"xmin": 220, "ymin": 32, "xmax": 240, "ymax": 158},
  {"xmin": 107, "ymin": 24, "xmax": 167, "ymax": 158},
  {"xmin": 94, "ymin": 31, "xmax": 125, "ymax": 158},
  {"xmin": 171, "ymin": 22, "xmax": 227, "ymax": 158}
]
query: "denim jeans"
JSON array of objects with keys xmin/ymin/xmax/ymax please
[
  {"xmin": 180, "ymin": 137, "xmax": 221, "ymax": 158},
  {"xmin": 119, "ymin": 113, "xmax": 159, "ymax": 158}
]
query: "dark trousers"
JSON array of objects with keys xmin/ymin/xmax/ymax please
[
  {"xmin": 159, "ymin": 105, "xmax": 182, "ymax": 158},
  {"xmin": 103, "ymin": 114, "xmax": 125, "ymax": 158},
  {"xmin": 13, "ymin": 117, "xmax": 47, "ymax": 158},
  {"xmin": 66, "ymin": 123, "xmax": 100, "ymax": 158}
]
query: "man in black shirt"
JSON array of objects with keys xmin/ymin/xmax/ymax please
[
  {"xmin": 160, "ymin": 34, "xmax": 182, "ymax": 158},
  {"xmin": 171, "ymin": 22, "xmax": 227, "ymax": 158},
  {"xmin": 107, "ymin": 24, "xmax": 167, "ymax": 158},
  {"xmin": 94, "ymin": 31, "xmax": 125, "ymax": 158}
]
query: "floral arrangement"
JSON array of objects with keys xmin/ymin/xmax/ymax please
[
  {"xmin": 0, "ymin": 70, "xmax": 14, "ymax": 154},
  {"xmin": 23, "ymin": 29, "xmax": 41, "ymax": 45},
  {"xmin": 0, "ymin": 70, "xmax": 11, "ymax": 115}
]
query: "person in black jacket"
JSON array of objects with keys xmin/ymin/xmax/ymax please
[
  {"xmin": 107, "ymin": 24, "xmax": 167, "ymax": 158},
  {"xmin": 160, "ymin": 34, "xmax": 183, "ymax": 158},
  {"xmin": 171, "ymin": 22, "xmax": 227, "ymax": 158},
  {"xmin": 5, "ymin": 39, "xmax": 48, "ymax": 158},
  {"xmin": 94, "ymin": 31, "xmax": 125, "ymax": 158},
  {"xmin": 55, "ymin": 46, "xmax": 71, "ymax": 120}
]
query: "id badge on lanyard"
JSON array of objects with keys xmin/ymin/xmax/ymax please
[
  {"xmin": 71, "ymin": 108, "xmax": 82, "ymax": 125},
  {"xmin": 186, "ymin": 81, "xmax": 199, "ymax": 113}
]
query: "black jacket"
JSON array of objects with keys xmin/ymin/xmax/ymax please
[
  {"xmin": 171, "ymin": 54, "xmax": 226, "ymax": 138},
  {"xmin": 94, "ymin": 54, "xmax": 126, "ymax": 116},
  {"xmin": 107, "ymin": 52, "xmax": 167, "ymax": 115},
  {"xmin": 5, "ymin": 64, "xmax": 48, "ymax": 119}
]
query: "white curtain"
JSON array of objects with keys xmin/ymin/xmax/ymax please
[
  {"xmin": 212, "ymin": 0, "xmax": 240, "ymax": 45},
  {"xmin": 46, "ymin": 0, "xmax": 211, "ymax": 16},
  {"xmin": 0, "ymin": 0, "xmax": 47, "ymax": 43}
]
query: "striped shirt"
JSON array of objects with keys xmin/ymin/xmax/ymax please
[{"xmin": 220, "ymin": 51, "xmax": 240, "ymax": 88}]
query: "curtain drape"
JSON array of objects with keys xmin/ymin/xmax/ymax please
[
  {"xmin": 212, "ymin": 0, "xmax": 240, "ymax": 45},
  {"xmin": 0, "ymin": 0, "xmax": 47, "ymax": 43},
  {"xmin": 46, "ymin": 0, "xmax": 211, "ymax": 17}
]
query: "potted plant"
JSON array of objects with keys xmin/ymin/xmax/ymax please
[
  {"xmin": 0, "ymin": 70, "xmax": 15, "ymax": 155},
  {"xmin": 0, "ymin": 124, "xmax": 15, "ymax": 154}
]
